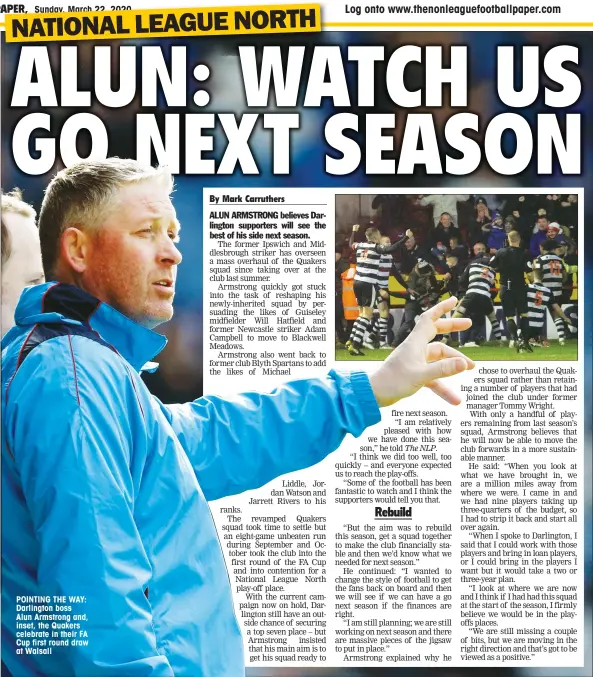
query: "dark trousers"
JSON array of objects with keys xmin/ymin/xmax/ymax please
[{"xmin": 392, "ymin": 301, "xmax": 422, "ymax": 346}]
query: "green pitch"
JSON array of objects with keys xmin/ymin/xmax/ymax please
[{"xmin": 336, "ymin": 340, "xmax": 578, "ymax": 362}]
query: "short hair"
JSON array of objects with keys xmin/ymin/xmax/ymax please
[
  {"xmin": 508, "ymin": 230, "xmax": 521, "ymax": 244},
  {"xmin": 365, "ymin": 227, "xmax": 380, "ymax": 241},
  {"xmin": 1, "ymin": 188, "xmax": 37, "ymax": 267},
  {"xmin": 38, "ymin": 158, "xmax": 173, "ymax": 279},
  {"xmin": 541, "ymin": 239, "xmax": 563, "ymax": 253}
]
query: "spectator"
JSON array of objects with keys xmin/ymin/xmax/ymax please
[
  {"xmin": 487, "ymin": 211, "xmax": 507, "ymax": 252},
  {"xmin": 562, "ymin": 240, "xmax": 578, "ymax": 304},
  {"xmin": 398, "ymin": 232, "xmax": 450, "ymax": 275},
  {"xmin": 537, "ymin": 193, "xmax": 561, "ymax": 221},
  {"xmin": 504, "ymin": 194, "xmax": 536, "ymax": 240},
  {"xmin": 529, "ymin": 215, "xmax": 550, "ymax": 258},
  {"xmin": 431, "ymin": 242, "xmax": 448, "ymax": 266},
  {"xmin": 417, "ymin": 194, "xmax": 470, "ymax": 228},
  {"xmin": 370, "ymin": 194, "xmax": 408, "ymax": 230},
  {"xmin": 481, "ymin": 194, "xmax": 506, "ymax": 212},
  {"xmin": 431, "ymin": 212, "xmax": 462, "ymax": 249},
  {"xmin": 546, "ymin": 221, "xmax": 567, "ymax": 246},
  {"xmin": 448, "ymin": 235, "xmax": 469, "ymax": 268},
  {"xmin": 560, "ymin": 192, "xmax": 578, "ymax": 221},
  {"xmin": 556, "ymin": 194, "xmax": 578, "ymax": 242},
  {"xmin": 467, "ymin": 197, "xmax": 493, "ymax": 245},
  {"xmin": 503, "ymin": 215, "xmax": 519, "ymax": 243},
  {"xmin": 504, "ymin": 215, "xmax": 517, "ymax": 231},
  {"xmin": 445, "ymin": 254, "xmax": 463, "ymax": 296},
  {"xmin": 504, "ymin": 193, "xmax": 529, "ymax": 217},
  {"xmin": 470, "ymin": 241, "xmax": 488, "ymax": 262},
  {"xmin": 532, "ymin": 206, "xmax": 551, "ymax": 230},
  {"xmin": 396, "ymin": 195, "xmax": 433, "ymax": 245}
]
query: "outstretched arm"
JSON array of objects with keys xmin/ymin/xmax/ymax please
[
  {"xmin": 419, "ymin": 195, "xmax": 436, "ymax": 207},
  {"xmin": 161, "ymin": 371, "xmax": 380, "ymax": 500},
  {"xmin": 376, "ymin": 229, "xmax": 413, "ymax": 255},
  {"xmin": 162, "ymin": 299, "xmax": 472, "ymax": 500},
  {"xmin": 390, "ymin": 265, "xmax": 409, "ymax": 290},
  {"xmin": 349, "ymin": 223, "xmax": 359, "ymax": 248}
]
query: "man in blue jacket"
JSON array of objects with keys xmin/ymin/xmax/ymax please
[{"xmin": 1, "ymin": 159, "xmax": 472, "ymax": 677}]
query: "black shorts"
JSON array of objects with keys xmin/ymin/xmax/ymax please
[
  {"xmin": 559, "ymin": 289, "xmax": 572, "ymax": 305},
  {"xmin": 461, "ymin": 293, "xmax": 494, "ymax": 317},
  {"xmin": 353, "ymin": 280, "xmax": 376, "ymax": 308},
  {"xmin": 501, "ymin": 287, "xmax": 528, "ymax": 317}
]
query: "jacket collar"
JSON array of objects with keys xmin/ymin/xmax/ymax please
[{"xmin": 14, "ymin": 282, "xmax": 167, "ymax": 371}]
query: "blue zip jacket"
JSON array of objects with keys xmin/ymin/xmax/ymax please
[{"xmin": 1, "ymin": 282, "xmax": 380, "ymax": 677}]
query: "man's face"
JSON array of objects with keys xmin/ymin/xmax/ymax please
[
  {"xmin": 546, "ymin": 229, "xmax": 558, "ymax": 240},
  {"xmin": 473, "ymin": 244, "xmax": 486, "ymax": 256},
  {"xmin": 1, "ymin": 212, "xmax": 44, "ymax": 336},
  {"xmin": 537, "ymin": 218, "xmax": 549, "ymax": 232},
  {"xmin": 405, "ymin": 235, "xmax": 415, "ymax": 250},
  {"xmin": 380, "ymin": 236, "xmax": 391, "ymax": 246},
  {"xmin": 81, "ymin": 180, "xmax": 182, "ymax": 329},
  {"xmin": 440, "ymin": 214, "xmax": 451, "ymax": 228}
]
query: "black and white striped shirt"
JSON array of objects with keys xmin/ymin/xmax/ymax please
[
  {"xmin": 527, "ymin": 283, "xmax": 553, "ymax": 329},
  {"xmin": 377, "ymin": 254, "xmax": 393, "ymax": 289},
  {"xmin": 352, "ymin": 234, "xmax": 408, "ymax": 285},
  {"xmin": 353, "ymin": 243, "xmax": 383, "ymax": 284},
  {"xmin": 533, "ymin": 254, "xmax": 565, "ymax": 298},
  {"xmin": 466, "ymin": 262, "xmax": 495, "ymax": 298}
]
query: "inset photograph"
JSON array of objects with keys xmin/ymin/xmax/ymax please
[{"xmin": 335, "ymin": 193, "xmax": 578, "ymax": 361}]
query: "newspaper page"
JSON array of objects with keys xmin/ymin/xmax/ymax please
[{"xmin": 0, "ymin": 2, "xmax": 590, "ymax": 677}]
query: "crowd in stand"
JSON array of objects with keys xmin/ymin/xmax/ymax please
[{"xmin": 338, "ymin": 193, "xmax": 578, "ymax": 303}]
